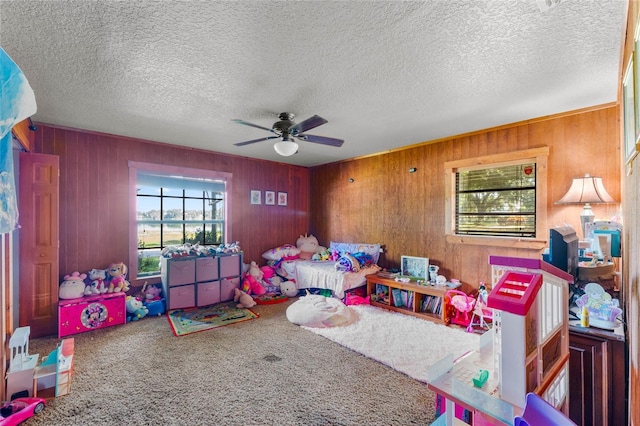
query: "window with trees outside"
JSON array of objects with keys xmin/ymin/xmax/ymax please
[
  {"xmin": 129, "ymin": 162, "xmax": 232, "ymax": 280},
  {"xmin": 456, "ymin": 163, "xmax": 536, "ymax": 237},
  {"xmin": 444, "ymin": 147, "xmax": 549, "ymax": 249}
]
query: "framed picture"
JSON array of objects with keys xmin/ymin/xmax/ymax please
[
  {"xmin": 250, "ymin": 190, "xmax": 261, "ymax": 205},
  {"xmin": 265, "ymin": 191, "xmax": 275, "ymax": 205},
  {"xmin": 623, "ymin": 58, "xmax": 638, "ymax": 165},
  {"xmin": 400, "ymin": 256, "xmax": 429, "ymax": 280},
  {"xmin": 278, "ymin": 191, "xmax": 288, "ymax": 206}
]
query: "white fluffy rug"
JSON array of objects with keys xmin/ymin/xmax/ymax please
[{"xmin": 303, "ymin": 304, "xmax": 480, "ymax": 383}]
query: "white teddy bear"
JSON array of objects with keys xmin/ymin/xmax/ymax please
[{"xmin": 59, "ymin": 271, "xmax": 87, "ymax": 299}]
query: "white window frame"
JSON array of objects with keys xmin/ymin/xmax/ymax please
[
  {"xmin": 128, "ymin": 161, "xmax": 233, "ymax": 283},
  {"xmin": 444, "ymin": 147, "xmax": 549, "ymax": 250}
]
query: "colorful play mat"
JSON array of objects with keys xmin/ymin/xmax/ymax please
[{"xmin": 167, "ymin": 302, "xmax": 259, "ymax": 336}]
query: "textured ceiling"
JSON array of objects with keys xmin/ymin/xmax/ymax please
[{"xmin": 0, "ymin": 0, "xmax": 628, "ymax": 167}]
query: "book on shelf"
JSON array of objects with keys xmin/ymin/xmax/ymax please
[
  {"xmin": 419, "ymin": 295, "xmax": 443, "ymax": 314},
  {"xmin": 375, "ymin": 284, "xmax": 390, "ymax": 303},
  {"xmin": 392, "ymin": 288, "xmax": 405, "ymax": 307}
]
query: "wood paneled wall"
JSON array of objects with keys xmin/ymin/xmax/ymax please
[
  {"xmin": 310, "ymin": 107, "xmax": 621, "ymax": 294},
  {"xmin": 32, "ymin": 126, "xmax": 310, "ymax": 285}
]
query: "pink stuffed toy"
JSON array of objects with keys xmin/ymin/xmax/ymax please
[
  {"xmin": 142, "ymin": 282, "xmax": 162, "ymax": 302},
  {"xmin": 242, "ymin": 275, "xmax": 266, "ymax": 296},
  {"xmin": 260, "ymin": 265, "xmax": 275, "ymax": 280},
  {"xmin": 242, "ymin": 261, "xmax": 266, "ymax": 295}
]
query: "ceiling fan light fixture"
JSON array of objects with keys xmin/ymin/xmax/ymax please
[{"xmin": 274, "ymin": 139, "xmax": 298, "ymax": 156}]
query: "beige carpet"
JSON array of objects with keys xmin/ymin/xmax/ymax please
[{"xmin": 24, "ymin": 300, "xmax": 439, "ymax": 425}]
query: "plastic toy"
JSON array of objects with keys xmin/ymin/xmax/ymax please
[
  {"xmin": 33, "ymin": 338, "xmax": 74, "ymax": 397},
  {"xmin": 444, "ymin": 289, "xmax": 475, "ymax": 327},
  {"xmin": 514, "ymin": 393, "xmax": 576, "ymax": 426},
  {"xmin": 107, "ymin": 262, "xmax": 130, "ymax": 293},
  {"xmin": 0, "ymin": 397, "xmax": 46, "ymax": 425},
  {"xmin": 125, "ymin": 296, "xmax": 149, "ymax": 322},
  {"xmin": 466, "ymin": 283, "xmax": 493, "ymax": 332},
  {"xmin": 472, "ymin": 369, "xmax": 489, "ymax": 388},
  {"xmin": 86, "ymin": 268, "xmax": 108, "ymax": 295},
  {"xmin": 234, "ymin": 288, "xmax": 256, "ymax": 309},
  {"xmin": 6, "ymin": 327, "xmax": 39, "ymax": 400},
  {"xmin": 58, "ymin": 272, "xmax": 87, "ymax": 299}
]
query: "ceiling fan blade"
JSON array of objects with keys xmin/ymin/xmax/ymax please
[
  {"xmin": 289, "ymin": 115, "xmax": 328, "ymax": 134},
  {"xmin": 234, "ymin": 136, "xmax": 278, "ymax": 147},
  {"xmin": 296, "ymin": 134, "xmax": 344, "ymax": 147},
  {"xmin": 231, "ymin": 119, "xmax": 275, "ymax": 133}
]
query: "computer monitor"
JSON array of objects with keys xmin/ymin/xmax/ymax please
[{"xmin": 545, "ymin": 225, "xmax": 579, "ymax": 279}]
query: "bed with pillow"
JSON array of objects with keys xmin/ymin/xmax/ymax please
[{"xmin": 263, "ymin": 241, "xmax": 381, "ymax": 298}]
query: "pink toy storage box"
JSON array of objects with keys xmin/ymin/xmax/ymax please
[{"xmin": 58, "ymin": 292, "xmax": 126, "ymax": 337}]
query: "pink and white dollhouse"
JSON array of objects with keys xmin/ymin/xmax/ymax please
[
  {"xmin": 487, "ymin": 256, "xmax": 572, "ymax": 411},
  {"xmin": 428, "ymin": 256, "xmax": 573, "ymax": 425}
]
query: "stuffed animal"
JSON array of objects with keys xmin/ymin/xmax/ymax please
[
  {"xmin": 296, "ymin": 234, "xmax": 327, "ymax": 260},
  {"xmin": 312, "ymin": 248, "xmax": 331, "ymax": 261},
  {"xmin": 107, "ymin": 262, "xmax": 130, "ymax": 293},
  {"xmin": 286, "ymin": 292, "xmax": 355, "ymax": 328},
  {"xmin": 280, "ymin": 280, "xmax": 298, "ymax": 298},
  {"xmin": 86, "ymin": 268, "xmax": 108, "ymax": 295},
  {"xmin": 59, "ymin": 271, "xmax": 87, "ymax": 299},
  {"xmin": 260, "ymin": 265, "xmax": 282, "ymax": 293},
  {"xmin": 142, "ymin": 282, "xmax": 162, "ymax": 302},
  {"xmin": 242, "ymin": 261, "xmax": 266, "ymax": 295},
  {"xmin": 125, "ymin": 296, "xmax": 149, "ymax": 322},
  {"xmin": 234, "ymin": 287, "xmax": 257, "ymax": 309}
]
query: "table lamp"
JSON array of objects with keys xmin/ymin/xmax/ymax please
[{"xmin": 555, "ymin": 173, "xmax": 616, "ymax": 239}]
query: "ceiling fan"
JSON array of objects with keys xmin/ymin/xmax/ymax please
[{"xmin": 232, "ymin": 112, "xmax": 344, "ymax": 156}]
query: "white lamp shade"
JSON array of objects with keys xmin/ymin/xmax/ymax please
[
  {"xmin": 555, "ymin": 174, "xmax": 616, "ymax": 204},
  {"xmin": 274, "ymin": 140, "xmax": 298, "ymax": 156}
]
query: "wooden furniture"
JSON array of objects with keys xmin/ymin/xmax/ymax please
[
  {"xmin": 365, "ymin": 274, "xmax": 459, "ymax": 324},
  {"xmin": 58, "ymin": 292, "xmax": 126, "ymax": 337},
  {"xmin": 161, "ymin": 252, "xmax": 242, "ymax": 311},
  {"xmin": 568, "ymin": 322, "xmax": 626, "ymax": 426},
  {"xmin": 18, "ymin": 152, "xmax": 60, "ymax": 338}
]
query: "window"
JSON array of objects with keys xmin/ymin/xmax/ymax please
[
  {"xmin": 444, "ymin": 147, "xmax": 548, "ymax": 249},
  {"xmin": 129, "ymin": 162, "xmax": 232, "ymax": 281},
  {"xmin": 456, "ymin": 163, "xmax": 536, "ymax": 237}
]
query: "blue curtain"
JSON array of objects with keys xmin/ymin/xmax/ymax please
[{"xmin": 0, "ymin": 47, "xmax": 37, "ymax": 233}]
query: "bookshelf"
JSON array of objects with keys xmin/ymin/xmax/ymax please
[{"xmin": 366, "ymin": 274, "xmax": 460, "ymax": 324}]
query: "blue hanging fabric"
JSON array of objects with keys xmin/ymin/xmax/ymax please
[{"xmin": 0, "ymin": 47, "xmax": 37, "ymax": 233}]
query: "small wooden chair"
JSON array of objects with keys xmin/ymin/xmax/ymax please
[{"xmin": 445, "ymin": 290, "xmax": 475, "ymax": 327}]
